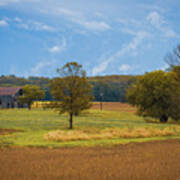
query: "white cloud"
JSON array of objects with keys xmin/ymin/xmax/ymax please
[
  {"xmin": 48, "ymin": 38, "xmax": 67, "ymax": 53},
  {"xmin": 30, "ymin": 60, "xmax": 57, "ymax": 76},
  {"xmin": 147, "ymin": 11, "xmax": 164, "ymax": 27},
  {"xmin": 48, "ymin": 46, "xmax": 61, "ymax": 53},
  {"xmin": 40, "ymin": 7, "xmax": 111, "ymax": 32},
  {"xmin": 160, "ymin": 63, "xmax": 169, "ymax": 71},
  {"xmin": 92, "ymin": 31, "xmax": 149, "ymax": 75},
  {"xmin": 75, "ymin": 20, "xmax": 111, "ymax": 32},
  {"xmin": 18, "ymin": 20, "xmax": 55, "ymax": 32},
  {"xmin": 92, "ymin": 60, "xmax": 109, "ymax": 76},
  {"xmin": 119, "ymin": 64, "xmax": 131, "ymax": 72},
  {"xmin": 14, "ymin": 17, "xmax": 22, "ymax": 22},
  {"xmin": 0, "ymin": 20, "xmax": 8, "ymax": 27},
  {"xmin": 147, "ymin": 11, "xmax": 177, "ymax": 38}
]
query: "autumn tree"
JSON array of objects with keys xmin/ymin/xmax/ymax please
[
  {"xmin": 50, "ymin": 62, "xmax": 93, "ymax": 129},
  {"xmin": 126, "ymin": 70, "xmax": 180, "ymax": 122},
  {"xmin": 19, "ymin": 85, "xmax": 45, "ymax": 110}
]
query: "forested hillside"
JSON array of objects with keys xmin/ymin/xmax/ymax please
[{"xmin": 0, "ymin": 75, "xmax": 136, "ymax": 102}]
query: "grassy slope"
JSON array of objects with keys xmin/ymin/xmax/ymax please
[{"xmin": 0, "ymin": 109, "xmax": 180, "ymax": 147}]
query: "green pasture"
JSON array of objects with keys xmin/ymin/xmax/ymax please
[{"xmin": 0, "ymin": 108, "xmax": 180, "ymax": 147}]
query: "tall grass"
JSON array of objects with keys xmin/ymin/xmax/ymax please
[{"xmin": 45, "ymin": 127, "xmax": 180, "ymax": 142}]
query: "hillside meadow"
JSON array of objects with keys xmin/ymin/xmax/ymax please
[{"xmin": 0, "ymin": 102, "xmax": 180, "ymax": 147}]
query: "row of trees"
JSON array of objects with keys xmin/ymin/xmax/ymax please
[{"xmin": 0, "ymin": 74, "xmax": 134, "ymax": 102}]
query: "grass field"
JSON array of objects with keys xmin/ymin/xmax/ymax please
[{"xmin": 0, "ymin": 102, "xmax": 180, "ymax": 147}]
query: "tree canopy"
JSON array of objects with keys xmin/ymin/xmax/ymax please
[
  {"xmin": 50, "ymin": 62, "xmax": 94, "ymax": 129},
  {"xmin": 126, "ymin": 69, "xmax": 180, "ymax": 122},
  {"xmin": 19, "ymin": 85, "xmax": 45, "ymax": 110}
]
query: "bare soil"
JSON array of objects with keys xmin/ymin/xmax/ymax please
[
  {"xmin": 0, "ymin": 128, "xmax": 22, "ymax": 135},
  {"xmin": 0, "ymin": 139, "xmax": 180, "ymax": 180},
  {"xmin": 92, "ymin": 102, "xmax": 137, "ymax": 112}
]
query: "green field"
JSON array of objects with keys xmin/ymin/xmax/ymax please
[{"xmin": 0, "ymin": 108, "xmax": 180, "ymax": 147}]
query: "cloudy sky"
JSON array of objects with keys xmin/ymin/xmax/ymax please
[{"xmin": 0, "ymin": 0, "xmax": 179, "ymax": 77}]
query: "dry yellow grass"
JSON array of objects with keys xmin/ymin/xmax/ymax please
[
  {"xmin": 44, "ymin": 126, "xmax": 180, "ymax": 142},
  {"xmin": 1, "ymin": 140, "xmax": 180, "ymax": 180},
  {"xmin": 31, "ymin": 101, "xmax": 51, "ymax": 108}
]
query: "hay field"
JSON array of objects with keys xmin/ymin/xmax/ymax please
[{"xmin": 0, "ymin": 140, "xmax": 180, "ymax": 180}]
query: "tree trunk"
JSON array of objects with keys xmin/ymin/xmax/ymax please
[
  {"xmin": 160, "ymin": 115, "xmax": 168, "ymax": 123},
  {"xmin": 28, "ymin": 103, "xmax": 31, "ymax": 110},
  {"xmin": 69, "ymin": 113, "xmax": 73, "ymax": 129}
]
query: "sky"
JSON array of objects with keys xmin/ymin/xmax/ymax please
[{"xmin": 0, "ymin": 0, "xmax": 180, "ymax": 77}]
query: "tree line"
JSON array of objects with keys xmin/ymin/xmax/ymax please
[{"xmin": 0, "ymin": 74, "xmax": 135, "ymax": 102}]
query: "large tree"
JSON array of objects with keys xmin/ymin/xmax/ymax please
[
  {"xmin": 50, "ymin": 62, "xmax": 93, "ymax": 129},
  {"xmin": 19, "ymin": 85, "xmax": 45, "ymax": 110},
  {"xmin": 126, "ymin": 70, "xmax": 180, "ymax": 122}
]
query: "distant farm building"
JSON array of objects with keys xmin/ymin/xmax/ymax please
[{"xmin": 0, "ymin": 87, "xmax": 24, "ymax": 108}]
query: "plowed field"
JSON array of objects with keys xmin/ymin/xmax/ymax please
[
  {"xmin": 92, "ymin": 102, "xmax": 136, "ymax": 112},
  {"xmin": 0, "ymin": 139, "xmax": 180, "ymax": 180}
]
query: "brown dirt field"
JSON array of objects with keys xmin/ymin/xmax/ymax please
[
  {"xmin": 92, "ymin": 102, "xmax": 137, "ymax": 112},
  {"xmin": 0, "ymin": 140, "xmax": 180, "ymax": 180},
  {"xmin": 0, "ymin": 128, "xmax": 22, "ymax": 135}
]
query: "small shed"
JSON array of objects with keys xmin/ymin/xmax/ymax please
[{"xmin": 0, "ymin": 87, "xmax": 24, "ymax": 108}]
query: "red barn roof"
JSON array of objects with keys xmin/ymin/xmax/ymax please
[{"xmin": 0, "ymin": 87, "xmax": 22, "ymax": 96}]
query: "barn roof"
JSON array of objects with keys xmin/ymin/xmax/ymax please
[{"xmin": 0, "ymin": 87, "xmax": 22, "ymax": 96}]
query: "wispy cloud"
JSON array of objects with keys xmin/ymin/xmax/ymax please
[
  {"xmin": 119, "ymin": 64, "xmax": 140, "ymax": 74},
  {"xmin": 29, "ymin": 60, "xmax": 57, "ymax": 77},
  {"xmin": 48, "ymin": 38, "xmax": 67, "ymax": 53},
  {"xmin": 147, "ymin": 12, "xmax": 164, "ymax": 27},
  {"xmin": 40, "ymin": 7, "xmax": 111, "ymax": 32},
  {"xmin": 18, "ymin": 20, "xmax": 56, "ymax": 32},
  {"xmin": 138, "ymin": 4, "xmax": 165, "ymax": 13},
  {"xmin": 75, "ymin": 19, "xmax": 111, "ymax": 32},
  {"xmin": 147, "ymin": 11, "xmax": 177, "ymax": 38},
  {"xmin": 92, "ymin": 31, "xmax": 149, "ymax": 75},
  {"xmin": 0, "ymin": 19, "xmax": 8, "ymax": 27}
]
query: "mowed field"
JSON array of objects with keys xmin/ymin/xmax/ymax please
[{"xmin": 1, "ymin": 103, "xmax": 180, "ymax": 179}]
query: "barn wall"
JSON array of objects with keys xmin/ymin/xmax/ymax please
[{"xmin": 0, "ymin": 95, "xmax": 18, "ymax": 108}]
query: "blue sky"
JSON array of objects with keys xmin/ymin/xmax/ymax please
[{"xmin": 0, "ymin": 0, "xmax": 180, "ymax": 77}]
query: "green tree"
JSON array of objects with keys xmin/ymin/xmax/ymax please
[
  {"xmin": 50, "ymin": 62, "xmax": 94, "ymax": 129},
  {"xmin": 19, "ymin": 85, "xmax": 45, "ymax": 110},
  {"xmin": 168, "ymin": 66, "xmax": 180, "ymax": 120},
  {"xmin": 126, "ymin": 70, "xmax": 180, "ymax": 122}
]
